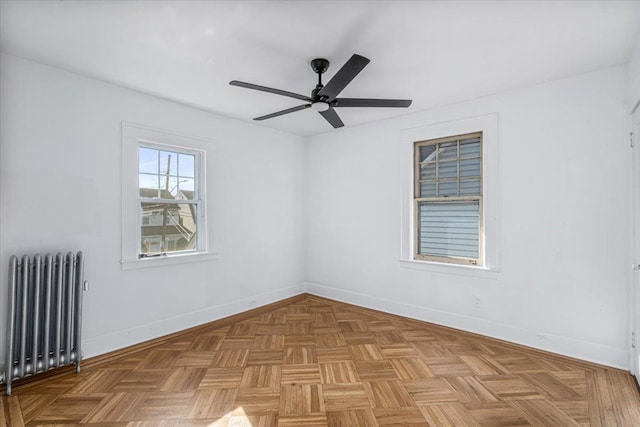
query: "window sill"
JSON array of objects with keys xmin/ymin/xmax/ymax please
[
  {"xmin": 121, "ymin": 252, "xmax": 219, "ymax": 270},
  {"xmin": 399, "ymin": 259, "xmax": 500, "ymax": 278}
]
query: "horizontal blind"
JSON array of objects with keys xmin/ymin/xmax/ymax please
[{"xmin": 418, "ymin": 201, "xmax": 480, "ymax": 259}]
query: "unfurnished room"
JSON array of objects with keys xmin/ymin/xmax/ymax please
[{"xmin": 1, "ymin": 1, "xmax": 640, "ymax": 425}]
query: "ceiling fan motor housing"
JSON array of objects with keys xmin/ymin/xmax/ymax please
[{"xmin": 311, "ymin": 87, "xmax": 328, "ymax": 101}]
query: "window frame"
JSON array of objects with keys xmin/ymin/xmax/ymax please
[
  {"xmin": 413, "ymin": 132, "xmax": 484, "ymax": 266},
  {"xmin": 137, "ymin": 140, "xmax": 204, "ymax": 258},
  {"xmin": 399, "ymin": 113, "xmax": 499, "ymax": 275},
  {"xmin": 121, "ymin": 122, "xmax": 217, "ymax": 270}
]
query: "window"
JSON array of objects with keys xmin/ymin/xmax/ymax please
[
  {"xmin": 138, "ymin": 144, "xmax": 202, "ymax": 257},
  {"xmin": 400, "ymin": 114, "xmax": 498, "ymax": 273},
  {"xmin": 122, "ymin": 122, "xmax": 215, "ymax": 269},
  {"xmin": 414, "ymin": 132, "xmax": 482, "ymax": 266}
]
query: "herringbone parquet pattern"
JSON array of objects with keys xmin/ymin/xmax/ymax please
[{"xmin": 2, "ymin": 294, "xmax": 639, "ymax": 426}]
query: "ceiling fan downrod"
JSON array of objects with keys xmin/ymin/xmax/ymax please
[{"xmin": 310, "ymin": 58, "xmax": 330, "ymax": 100}]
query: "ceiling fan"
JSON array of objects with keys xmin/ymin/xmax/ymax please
[{"xmin": 229, "ymin": 54, "xmax": 412, "ymax": 129}]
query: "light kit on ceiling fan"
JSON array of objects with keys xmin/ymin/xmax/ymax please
[
  {"xmin": 310, "ymin": 102, "xmax": 330, "ymax": 112},
  {"xmin": 230, "ymin": 54, "xmax": 412, "ymax": 128}
]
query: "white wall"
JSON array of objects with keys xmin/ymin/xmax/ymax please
[
  {"xmin": 628, "ymin": 34, "xmax": 640, "ymax": 111},
  {"xmin": 0, "ymin": 54, "xmax": 307, "ymax": 365},
  {"xmin": 305, "ymin": 66, "xmax": 630, "ymax": 369}
]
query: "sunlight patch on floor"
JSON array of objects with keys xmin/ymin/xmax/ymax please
[{"xmin": 208, "ymin": 406, "xmax": 254, "ymax": 427}]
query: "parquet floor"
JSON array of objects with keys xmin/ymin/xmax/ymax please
[{"xmin": 2, "ymin": 294, "xmax": 640, "ymax": 426}]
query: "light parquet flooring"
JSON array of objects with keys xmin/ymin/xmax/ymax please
[{"xmin": 2, "ymin": 294, "xmax": 640, "ymax": 426}]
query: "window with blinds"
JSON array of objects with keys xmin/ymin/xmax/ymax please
[{"xmin": 414, "ymin": 132, "xmax": 482, "ymax": 265}]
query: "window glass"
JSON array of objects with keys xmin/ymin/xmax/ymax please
[
  {"xmin": 418, "ymin": 201, "xmax": 480, "ymax": 259},
  {"xmin": 414, "ymin": 132, "xmax": 482, "ymax": 265},
  {"xmin": 139, "ymin": 147, "xmax": 158, "ymax": 174},
  {"xmin": 179, "ymin": 153, "xmax": 195, "ymax": 178},
  {"xmin": 138, "ymin": 145, "xmax": 201, "ymax": 257},
  {"xmin": 140, "ymin": 202, "xmax": 198, "ymax": 254},
  {"xmin": 159, "ymin": 151, "xmax": 178, "ymax": 176}
]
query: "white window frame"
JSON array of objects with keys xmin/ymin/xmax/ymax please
[
  {"xmin": 121, "ymin": 122, "xmax": 217, "ymax": 269},
  {"xmin": 400, "ymin": 113, "xmax": 500, "ymax": 276}
]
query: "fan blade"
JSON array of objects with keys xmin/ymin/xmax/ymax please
[
  {"xmin": 319, "ymin": 107, "xmax": 344, "ymax": 128},
  {"xmin": 318, "ymin": 54, "xmax": 370, "ymax": 100},
  {"xmin": 254, "ymin": 104, "xmax": 311, "ymax": 121},
  {"xmin": 230, "ymin": 80, "xmax": 312, "ymax": 102},
  {"xmin": 333, "ymin": 98, "xmax": 412, "ymax": 108}
]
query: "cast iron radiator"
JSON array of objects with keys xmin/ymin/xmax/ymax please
[{"xmin": 2, "ymin": 251, "xmax": 86, "ymax": 395}]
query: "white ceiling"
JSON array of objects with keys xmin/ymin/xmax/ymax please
[{"xmin": 1, "ymin": 1, "xmax": 639, "ymax": 137}]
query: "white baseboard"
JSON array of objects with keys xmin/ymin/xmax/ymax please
[
  {"xmin": 305, "ymin": 281, "xmax": 628, "ymax": 370},
  {"xmin": 82, "ymin": 283, "xmax": 305, "ymax": 359}
]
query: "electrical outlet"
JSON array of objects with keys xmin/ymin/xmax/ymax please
[{"xmin": 472, "ymin": 295, "xmax": 481, "ymax": 308}]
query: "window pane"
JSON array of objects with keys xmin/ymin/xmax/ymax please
[
  {"xmin": 438, "ymin": 142, "xmax": 457, "ymax": 160},
  {"xmin": 159, "ymin": 151, "xmax": 178, "ymax": 176},
  {"xmin": 438, "ymin": 180, "xmax": 458, "ymax": 197},
  {"xmin": 460, "ymin": 139, "xmax": 481, "ymax": 158},
  {"xmin": 419, "ymin": 145, "xmax": 437, "ymax": 163},
  {"xmin": 414, "ymin": 133, "xmax": 482, "ymax": 264},
  {"xmin": 459, "ymin": 158, "xmax": 481, "ymax": 177},
  {"xmin": 420, "ymin": 181, "xmax": 436, "ymax": 197},
  {"xmin": 179, "ymin": 153, "xmax": 195, "ymax": 178},
  {"xmin": 139, "ymin": 174, "xmax": 160, "ymax": 199},
  {"xmin": 159, "ymin": 176, "xmax": 179, "ymax": 197},
  {"xmin": 139, "ymin": 147, "xmax": 158, "ymax": 174},
  {"xmin": 420, "ymin": 162, "xmax": 436, "ymax": 180},
  {"xmin": 418, "ymin": 201, "xmax": 479, "ymax": 259},
  {"xmin": 460, "ymin": 179, "xmax": 481, "ymax": 196},
  {"xmin": 140, "ymin": 202, "xmax": 197, "ymax": 254},
  {"xmin": 437, "ymin": 160, "xmax": 457, "ymax": 178},
  {"xmin": 178, "ymin": 178, "xmax": 195, "ymax": 199}
]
